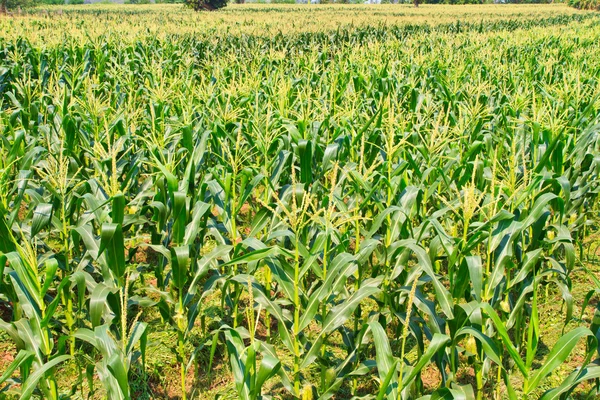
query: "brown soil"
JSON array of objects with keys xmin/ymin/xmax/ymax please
[{"xmin": 421, "ymin": 364, "xmax": 442, "ymax": 391}]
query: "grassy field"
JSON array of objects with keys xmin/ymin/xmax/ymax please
[
  {"xmin": 1, "ymin": 3, "xmax": 600, "ymax": 400},
  {"xmin": 0, "ymin": 4, "xmax": 592, "ymax": 42}
]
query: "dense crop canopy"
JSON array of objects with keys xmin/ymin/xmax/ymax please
[{"xmin": 0, "ymin": 4, "xmax": 600, "ymax": 400}]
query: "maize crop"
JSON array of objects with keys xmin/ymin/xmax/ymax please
[{"xmin": 1, "ymin": 4, "xmax": 600, "ymax": 399}]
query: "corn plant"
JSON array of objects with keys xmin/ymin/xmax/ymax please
[{"xmin": 1, "ymin": 5, "xmax": 600, "ymax": 400}]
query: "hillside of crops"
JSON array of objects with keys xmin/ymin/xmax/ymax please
[{"xmin": 1, "ymin": 4, "xmax": 600, "ymax": 400}]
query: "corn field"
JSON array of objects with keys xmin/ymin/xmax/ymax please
[{"xmin": 1, "ymin": 4, "xmax": 600, "ymax": 400}]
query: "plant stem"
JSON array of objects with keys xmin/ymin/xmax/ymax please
[
  {"xmin": 320, "ymin": 235, "xmax": 329, "ymax": 393},
  {"xmin": 293, "ymin": 235, "xmax": 301, "ymax": 396},
  {"xmin": 179, "ymin": 331, "xmax": 187, "ymax": 400},
  {"xmin": 61, "ymin": 203, "xmax": 76, "ymax": 355},
  {"xmin": 476, "ymin": 361, "xmax": 483, "ymax": 400}
]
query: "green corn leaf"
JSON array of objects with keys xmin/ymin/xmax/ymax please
[
  {"xmin": 90, "ymin": 283, "xmax": 117, "ymax": 328},
  {"xmin": 41, "ymin": 277, "xmax": 70, "ymax": 327},
  {"xmin": 172, "ymin": 191, "xmax": 188, "ymax": 246},
  {"xmin": 299, "ymin": 335, "xmax": 324, "ymax": 370},
  {"xmin": 525, "ymin": 280, "xmax": 539, "ymax": 371},
  {"xmin": 0, "ymin": 210, "xmax": 16, "ymax": 253},
  {"xmin": 299, "ymin": 253, "xmax": 357, "ymax": 331},
  {"xmin": 370, "ymin": 321, "xmax": 398, "ymax": 400},
  {"xmin": 465, "ymin": 256, "xmax": 482, "ymax": 302},
  {"xmin": 377, "ymin": 360, "xmax": 399, "ymax": 400},
  {"xmin": 232, "ymin": 274, "xmax": 291, "ymax": 323},
  {"xmin": 40, "ymin": 258, "xmax": 58, "ymax": 298},
  {"xmin": 19, "ymin": 355, "xmax": 70, "ymax": 400},
  {"xmin": 170, "ymin": 245, "xmax": 190, "ymax": 289},
  {"xmin": 74, "ymin": 328, "xmax": 98, "ymax": 348},
  {"xmin": 225, "ymin": 329, "xmax": 251, "ymax": 400},
  {"xmin": 267, "ymin": 259, "xmax": 295, "ymax": 309},
  {"xmin": 0, "ymin": 350, "xmax": 33, "ymax": 385},
  {"xmin": 111, "ymin": 193, "xmax": 126, "ymax": 225},
  {"xmin": 255, "ymin": 346, "xmax": 281, "ymax": 396},
  {"xmin": 183, "ymin": 201, "xmax": 211, "ymax": 245},
  {"xmin": 395, "ymin": 240, "xmax": 454, "ymax": 319},
  {"xmin": 481, "ymin": 303, "xmax": 527, "ymax": 377},
  {"xmin": 99, "ymin": 223, "xmax": 126, "ymax": 280},
  {"xmin": 152, "ymin": 156, "xmax": 178, "ymax": 198},
  {"xmin": 402, "ymin": 333, "xmax": 450, "ymax": 388},
  {"xmin": 525, "ymin": 327, "xmax": 597, "ymax": 394},
  {"xmin": 107, "ymin": 352, "xmax": 130, "ymax": 400},
  {"xmin": 247, "ymin": 207, "xmax": 271, "ymax": 238},
  {"xmin": 534, "ymin": 129, "xmax": 564, "ymax": 174},
  {"xmin": 297, "ymin": 139, "xmax": 313, "ymax": 184},
  {"xmin": 540, "ymin": 365, "xmax": 600, "ymax": 400},
  {"xmin": 260, "ymin": 341, "xmax": 293, "ymax": 393},
  {"xmin": 455, "ymin": 326, "xmax": 502, "ymax": 366},
  {"xmin": 510, "ymin": 249, "xmax": 543, "ymax": 288},
  {"xmin": 126, "ymin": 321, "xmax": 148, "ymax": 357},
  {"xmin": 188, "ymin": 245, "xmax": 232, "ymax": 296},
  {"xmin": 30, "ymin": 203, "xmax": 52, "ymax": 238},
  {"xmin": 322, "ymin": 277, "xmax": 382, "ymax": 334},
  {"xmin": 8, "ymin": 272, "xmax": 42, "ymax": 328},
  {"xmin": 222, "ymin": 247, "xmax": 279, "ymax": 267},
  {"xmin": 6, "ymin": 254, "xmax": 41, "ymax": 311}
]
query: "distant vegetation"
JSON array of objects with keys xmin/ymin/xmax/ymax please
[
  {"xmin": 184, "ymin": 0, "xmax": 226, "ymax": 10},
  {"xmin": 0, "ymin": 0, "xmax": 34, "ymax": 13},
  {"xmin": 1, "ymin": 0, "xmax": 579, "ymax": 10},
  {"xmin": 569, "ymin": 0, "xmax": 600, "ymax": 9}
]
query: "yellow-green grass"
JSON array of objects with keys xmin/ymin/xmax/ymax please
[{"xmin": 0, "ymin": 3, "xmax": 591, "ymax": 44}]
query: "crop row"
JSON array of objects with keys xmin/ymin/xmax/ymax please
[{"xmin": 1, "ymin": 12, "xmax": 600, "ymax": 399}]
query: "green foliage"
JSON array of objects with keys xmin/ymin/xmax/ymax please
[
  {"xmin": 1, "ymin": 0, "xmax": 36, "ymax": 12},
  {"xmin": 0, "ymin": 5, "xmax": 600, "ymax": 400},
  {"xmin": 184, "ymin": 0, "xmax": 227, "ymax": 11},
  {"xmin": 39, "ymin": 0, "xmax": 65, "ymax": 5},
  {"xmin": 569, "ymin": 0, "xmax": 600, "ymax": 9}
]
